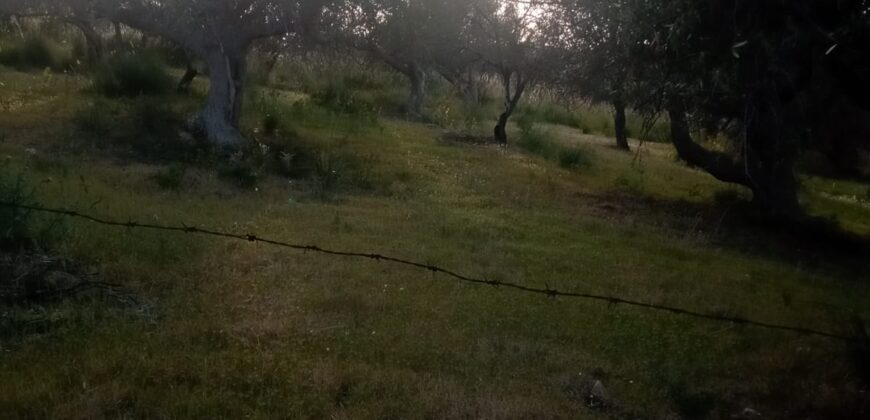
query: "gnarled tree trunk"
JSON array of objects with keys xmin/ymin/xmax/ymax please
[
  {"xmin": 198, "ymin": 47, "xmax": 248, "ymax": 149},
  {"xmin": 668, "ymin": 99, "xmax": 802, "ymax": 220},
  {"xmin": 743, "ymin": 98, "xmax": 802, "ymax": 220},
  {"xmin": 66, "ymin": 18, "xmax": 104, "ymax": 64},
  {"xmin": 494, "ymin": 71, "xmax": 527, "ymax": 144}
]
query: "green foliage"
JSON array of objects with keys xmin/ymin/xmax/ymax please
[
  {"xmin": 73, "ymin": 99, "xmax": 118, "ymax": 136},
  {"xmin": 0, "ymin": 36, "xmax": 69, "ymax": 71},
  {"xmin": 516, "ymin": 113, "xmax": 554, "ymax": 156},
  {"xmin": 558, "ymin": 147, "xmax": 593, "ymax": 169},
  {"xmin": 342, "ymin": 74, "xmax": 387, "ymax": 91},
  {"xmin": 219, "ymin": 160, "xmax": 260, "ymax": 189},
  {"xmin": 262, "ymin": 112, "xmax": 280, "ymax": 135},
  {"xmin": 0, "ymin": 169, "xmax": 34, "ymax": 246},
  {"xmin": 312, "ymin": 149, "xmax": 344, "ymax": 198},
  {"xmin": 72, "ymin": 97, "xmax": 193, "ymax": 161},
  {"xmin": 93, "ymin": 53, "xmax": 173, "ymax": 97},
  {"xmin": 134, "ymin": 98, "xmax": 179, "ymax": 135},
  {"xmin": 311, "ymin": 81, "xmax": 377, "ymax": 116},
  {"xmin": 516, "ymin": 114, "xmax": 596, "ymax": 171},
  {"xmin": 518, "ymin": 102, "xmax": 583, "ymax": 128}
]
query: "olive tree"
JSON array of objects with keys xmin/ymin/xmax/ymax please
[
  {"xmin": 1, "ymin": 0, "xmax": 106, "ymax": 64},
  {"xmin": 557, "ymin": 0, "xmax": 638, "ymax": 151},
  {"xmin": 470, "ymin": 0, "xmax": 560, "ymax": 144},
  {"xmin": 335, "ymin": 0, "xmax": 474, "ymax": 117},
  {"xmin": 101, "ymin": 1, "xmax": 334, "ymax": 149},
  {"xmin": 631, "ymin": 0, "xmax": 870, "ymax": 221}
]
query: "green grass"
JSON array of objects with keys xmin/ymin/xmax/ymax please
[
  {"xmin": 0, "ymin": 36, "xmax": 73, "ymax": 71},
  {"xmin": 518, "ymin": 100, "xmax": 671, "ymax": 144},
  {"xmin": 1, "ymin": 69, "xmax": 869, "ymax": 419}
]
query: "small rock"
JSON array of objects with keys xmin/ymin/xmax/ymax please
[
  {"xmin": 731, "ymin": 407, "xmax": 761, "ymax": 419},
  {"xmin": 587, "ymin": 380, "xmax": 610, "ymax": 408}
]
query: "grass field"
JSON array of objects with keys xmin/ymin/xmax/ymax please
[{"xmin": 1, "ymin": 68, "xmax": 869, "ymax": 419}]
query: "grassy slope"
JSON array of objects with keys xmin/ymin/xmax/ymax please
[{"xmin": 1, "ymin": 69, "xmax": 869, "ymax": 419}]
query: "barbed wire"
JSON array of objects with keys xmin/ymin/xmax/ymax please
[{"xmin": 0, "ymin": 200, "xmax": 863, "ymax": 344}]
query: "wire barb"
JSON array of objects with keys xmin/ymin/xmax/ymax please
[{"xmin": 0, "ymin": 200, "xmax": 860, "ymax": 344}]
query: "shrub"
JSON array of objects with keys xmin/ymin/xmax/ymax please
[
  {"xmin": 152, "ymin": 164, "xmax": 187, "ymax": 191},
  {"xmin": 517, "ymin": 103, "xmax": 583, "ymax": 129},
  {"xmin": 614, "ymin": 167, "xmax": 646, "ymax": 194},
  {"xmin": 0, "ymin": 36, "xmax": 67, "ymax": 71},
  {"xmin": 73, "ymin": 99, "xmax": 117, "ymax": 136},
  {"xmin": 516, "ymin": 114, "xmax": 554, "ymax": 157},
  {"xmin": 219, "ymin": 161, "xmax": 259, "ymax": 189},
  {"xmin": 0, "ymin": 167, "xmax": 65, "ymax": 249},
  {"xmin": 134, "ymin": 98, "xmax": 179, "ymax": 135},
  {"xmin": 0, "ymin": 170, "xmax": 34, "ymax": 247},
  {"xmin": 558, "ymin": 147, "xmax": 593, "ymax": 170},
  {"xmin": 313, "ymin": 150, "xmax": 345, "ymax": 194},
  {"xmin": 93, "ymin": 53, "xmax": 173, "ymax": 97},
  {"xmin": 343, "ymin": 74, "xmax": 386, "ymax": 90},
  {"xmin": 262, "ymin": 113, "xmax": 280, "ymax": 135},
  {"xmin": 311, "ymin": 82, "xmax": 376, "ymax": 115}
]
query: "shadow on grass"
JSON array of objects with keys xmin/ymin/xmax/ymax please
[{"xmin": 582, "ymin": 190, "xmax": 870, "ymax": 281}]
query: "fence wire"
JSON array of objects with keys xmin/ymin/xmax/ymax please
[{"xmin": 0, "ymin": 200, "xmax": 864, "ymax": 344}]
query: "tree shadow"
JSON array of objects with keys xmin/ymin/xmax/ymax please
[{"xmin": 583, "ymin": 190, "xmax": 870, "ymax": 281}]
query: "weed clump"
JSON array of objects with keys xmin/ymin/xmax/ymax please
[
  {"xmin": 134, "ymin": 98, "xmax": 179, "ymax": 135},
  {"xmin": 518, "ymin": 103, "xmax": 583, "ymax": 128},
  {"xmin": 0, "ymin": 36, "xmax": 68, "ymax": 71},
  {"xmin": 516, "ymin": 113, "xmax": 555, "ymax": 156},
  {"xmin": 0, "ymin": 167, "xmax": 65, "ymax": 249},
  {"xmin": 73, "ymin": 99, "xmax": 118, "ymax": 136},
  {"xmin": 93, "ymin": 53, "xmax": 173, "ymax": 97},
  {"xmin": 614, "ymin": 167, "xmax": 646, "ymax": 194},
  {"xmin": 152, "ymin": 164, "xmax": 187, "ymax": 191},
  {"xmin": 558, "ymin": 147, "xmax": 593, "ymax": 169},
  {"xmin": 312, "ymin": 82, "xmax": 376, "ymax": 115},
  {"xmin": 219, "ymin": 160, "xmax": 260, "ymax": 189}
]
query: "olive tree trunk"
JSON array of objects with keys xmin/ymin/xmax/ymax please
[
  {"xmin": 66, "ymin": 18, "xmax": 104, "ymax": 64},
  {"xmin": 407, "ymin": 64, "xmax": 427, "ymax": 117},
  {"xmin": 614, "ymin": 100, "xmax": 630, "ymax": 151},
  {"xmin": 494, "ymin": 71, "xmax": 528, "ymax": 144},
  {"xmin": 197, "ymin": 48, "xmax": 248, "ymax": 149},
  {"xmin": 668, "ymin": 99, "xmax": 802, "ymax": 220}
]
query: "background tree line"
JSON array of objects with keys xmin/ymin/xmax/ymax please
[{"xmin": 2, "ymin": 0, "xmax": 869, "ymax": 226}]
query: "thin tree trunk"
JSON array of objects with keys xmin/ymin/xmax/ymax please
[
  {"xmin": 614, "ymin": 100, "xmax": 630, "ymax": 151},
  {"xmin": 198, "ymin": 48, "xmax": 247, "ymax": 149},
  {"xmin": 494, "ymin": 72, "xmax": 527, "ymax": 144},
  {"xmin": 407, "ymin": 63, "xmax": 427, "ymax": 117},
  {"xmin": 177, "ymin": 52, "xmax": 198, "ymax": 93},
  {"xmin": 66, "ymin": 18, "xmax": 104, "ymax": 64},
  {"xmin": 10, "ymin": 15, "xmax": 25, "ymax": 39}
]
